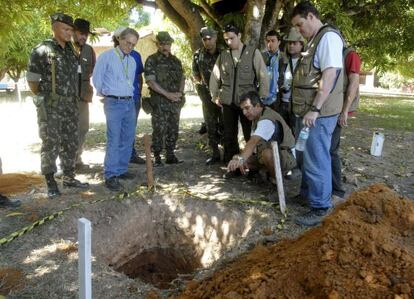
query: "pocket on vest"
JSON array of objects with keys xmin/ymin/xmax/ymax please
[{"xmin": 291, "ymin": 87, "xmax": 316, "ymax": 116}]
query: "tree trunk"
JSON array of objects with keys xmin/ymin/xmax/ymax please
[{"xmin": 243, "ymin": 0, "xmax": 267, "ymax": 47}]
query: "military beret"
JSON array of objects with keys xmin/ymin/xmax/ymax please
[
  {"xmin": 200, "ymin": 27, "xmax": 217, "ymax": 39},
  {"xmin": 156, "ymin": 31, "xmax": 174, "ymax": 43},
  {"xmin": 50, "ymin": 13, "xmax": 74, "ymax": 27}
]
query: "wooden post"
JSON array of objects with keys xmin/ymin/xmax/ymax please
[
  {"xmin": 271, "ymin": 142, "xmax": 286, "ymax": 215},
  {"xmin": 144, "ymin": 134, "xmax": 154, "ymax": 190},
  {"xmin": 78, "ymin": 218, "xmax": 92, "ymax": 299}
]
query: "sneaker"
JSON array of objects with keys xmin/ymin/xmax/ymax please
[
  {"xmin": 105, "ymin": 177, "xmax": 123, "ymax": 192},
  {"xmin": 130, "ymin": 155, "xmax": 146, "ymax": 164},
  {"xmin": 62, "ymin": 177, "xmax": 89, "ymax": 188},
  {"xmin": 165, "ymin": 155, "xmax": 184, "ymax": 164},
  {"xmin": 294, "ymin": 208, "xmax": 331, "ymax": 227},
  {"xmin": 0, "ymin": 194, "xmax": 21, "ymax": 208},
  {"xmin": 118, "ymin": 172, "xmax": 136, "ymax": 180}
]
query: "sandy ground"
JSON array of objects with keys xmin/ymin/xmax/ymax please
[{"xmin": 0, "ymin": 92, "xmax": 413, "ymax": 298}]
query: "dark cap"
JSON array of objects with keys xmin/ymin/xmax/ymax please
[
  {"xmin": 156, "ymin": 31, "xmax": 174, "ymax": 43},
  {"xmin": 74, "ymin": 18, "xmax": 94, "ymax": 34},
  {"xmin": 50, "ymin": 13, "xmax": 74, "ymax": 27},
  {"xmin": 200, "ymin": 27, "xmax": 217, "ymax": 39}
]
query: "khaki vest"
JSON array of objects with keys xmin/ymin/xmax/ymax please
[
  {"xmin": 292, "ymin": 25, "xmax": 344, "ymax": 117},
  {"xmin": 218, "ymin": 45, "xmax": 257, "ymax": 106},
  {"xmin": 253, "ymin": 107, "xmax": 295, "ymax": 152},
  {"xmin": 343, "ymin": 47, "xmax": 360, "ymax": 112},
  {"xmin": 79, "ymin": 44, "xmax": 94, "ymax": 102}
]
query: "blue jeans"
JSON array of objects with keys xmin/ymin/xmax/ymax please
[
  {"xmin": 103, "ymin": 98, "xmax": 136, "ymax": 179},
  {"xmin": 300, "ymin": 115, "xmax": 338, "ymax": 209}
]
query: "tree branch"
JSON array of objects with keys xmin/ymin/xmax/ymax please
[
  {"xmin": 243, "ymin": 0, "xmax": 267, "ymax": 47},
  {"xmin": 136, "ymin": 0, "xmax": 158, "ymax": 9},
  {"xmin": 155, "ymin": 0, "xmax": 189, "ymax": 34},
  {"xmin": 168, "ymin": 0, "xmax": 205, "ymax": 37},
  {"xmin": 199, "ymin": 0, "xmax": 224, "ymax": 27}
]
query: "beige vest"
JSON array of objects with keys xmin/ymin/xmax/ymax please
[
  {"xmin": 343, "ymin": 47, "xmax": 360, "ymax": 112},
  {"xmin": 218, "ymin": 45, "xmax": 257, "ymax": 106},
  {"xmin": 79, "ymin": 44, "xmax": 94, "ymax": 102},
  {"xmin": 253, "ymin": 107, "xmax": 295, "ymax": 152},
  {"xmin": 292, "ymin": 25, "xmax": 344, "ymax": 117}
]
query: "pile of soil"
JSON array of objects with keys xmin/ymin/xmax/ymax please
[
  {"xmin": 176, "ymin": 184, "xmax": 414, "ymax": 299},
  {"xmin": 0, "ymin": 173, "xmax": 43, "ymax": 195}
]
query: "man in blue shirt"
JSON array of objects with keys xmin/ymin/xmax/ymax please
[
  {"xmin": 112, "ymin": 28, "xmax": 145, "ymax": 165},
  {"xmin": 93, "ymin": 28, "xmax": 139, "ymax": 191},
  {"xmin": 261, "ymin": 30, "xmax": 281, "ymax": 109}
]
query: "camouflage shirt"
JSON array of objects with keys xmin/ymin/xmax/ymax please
[
  {"xmin": 144, "ymin": 50, "xmax": 184, "ymax": 96},
  {"xmin": 27, "ymin": 38, "xmax": 78, "ymax": 97},
  {"xmin": 192, "ymin": 47, "xmax": 220, "ymax": 87}
]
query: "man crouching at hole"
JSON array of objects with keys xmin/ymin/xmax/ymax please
[{"xmin": 225, "ymin": 91, "xmax": 296, "ymax": 182}]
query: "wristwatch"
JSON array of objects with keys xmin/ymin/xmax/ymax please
[
  {"xmin": 310, "ymin": 105, "xmax": 321, "ymax": 113},
  {"xmin": 233, "ymin": 155, "xmax": 245, "ymax": 164}
]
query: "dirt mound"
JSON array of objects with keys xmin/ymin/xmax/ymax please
[
  {"xmin": 0, "ymin": 267, "xmax": 25, "ymax": 296},
  {"xmin": 176, "ymin": 184, "xmax": 414, "ymax": 299},
  {"xmin": 0, "ymin": 173, "xmax": 43, "ymax": 195}
]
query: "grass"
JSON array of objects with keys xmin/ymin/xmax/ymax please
[{"xmin": 358, "ymin": 96, "xmax": 414, "ymax": 131}]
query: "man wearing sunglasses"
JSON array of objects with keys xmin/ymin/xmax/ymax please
[{"xmin": 210, "ymin": 24, "xmax": 269, "ymax": 175}]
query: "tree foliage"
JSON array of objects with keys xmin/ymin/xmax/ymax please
[{"xmin": 0, "ymin": 0, "xmax": 413, "ymax": 80}]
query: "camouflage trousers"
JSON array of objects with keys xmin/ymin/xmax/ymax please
[
  {"xmin": 151, "ymin": 96, "xmax": 182, "ymax": 157},
  {"xmin": 196, "ymin": 84, "xmax": 223, "ymax": 150},
  {"xmin": 36, "ymin": 95, "xmax": 79, "ymax": 175}
]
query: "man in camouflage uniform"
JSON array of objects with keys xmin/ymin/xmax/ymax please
[
  {"xmin": 192, "ymin": 27, "xmax": 223, "ymax": 165},
  {"xmin": 27, "ymin": 13, "xmax": 89, "ymax": 198},
  {"xmin": 145, "ymin": 31, "xmax": 185, "ymax": 166}
]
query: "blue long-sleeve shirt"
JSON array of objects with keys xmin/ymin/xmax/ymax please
[
  {"xmin": 92, "ymin": 46, "xmax": 136, "ymax": 97},
  {"xmin": 130, "ymin": 50, "xmax": 144, "ymax": 102},
  {"xmin": 262, "ymin": 50, "xmax": 280, "ymax": 105}
]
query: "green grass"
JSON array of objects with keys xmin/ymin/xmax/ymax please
[{"xmin": 358, "ymin": 96, "xmax": 414, "ymax": 131}]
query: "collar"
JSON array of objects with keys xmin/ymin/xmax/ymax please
[{"xmin": 116, "ymin": 46, "xmax": 128, "ymax": 58}]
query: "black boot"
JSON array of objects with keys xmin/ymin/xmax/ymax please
[
  {"xmin": 198, "ymin": 122, "xmax": 207, "ymax": 135},
  {"xmin": 154, "ymin": 154, "xmax": 163, "ymax": 167},
  {"xmin": 206, "ymin": 147, "xmax": 221, "ymax": 165},
  {"xmin": 0, "ymin": 193, "xmax": 21, "ymax": 208},
  {"xmin": 45, "ymin": 173, "xmax": 61, "ymax": 198},
  {"xmin": 62, "ymin": 175, "xmax": 89, "ymax": 188}
]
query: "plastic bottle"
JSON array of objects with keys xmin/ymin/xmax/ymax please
[{"xmin": 295, "ymin": 127, "xmax": 310, "ymax": 151}]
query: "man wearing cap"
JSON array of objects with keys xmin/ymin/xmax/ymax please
[
  {"xmin": 262, "ymin": 30, "xmax": 282, "ymax": 109},
  {"xmin": 277, "ymin": 27, "xmax": 305, "ymax": 128},
  {"xmin": 192, "ymin": 27, "xmax": 223, "ymax": 165},
  {"xmin": 209, "ymin": 24, "xmax": 269, "ymax": 171},
  {"xmin": 27, "ymin": 13, "xmax": 89, "ymax": 199},
  {"xmin": 93, "ymin": 28, "xmax": 140, "ymax": 191},
  {"xmin": 72, "ymin": 18, "xmax": 96, "ymax": 169},
  {"xmin": 144, "ymin": 31, "xmax": 185, "ymax": 166}
]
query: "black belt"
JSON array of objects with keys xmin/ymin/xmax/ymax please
[{"xmin": 106, "ymin": 95, "xmax": 132, "ymax": 100}]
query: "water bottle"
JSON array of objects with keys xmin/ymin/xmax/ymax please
[{"xmin": 295, "ymin": 127, "xmax": 310, "ymax": 151}]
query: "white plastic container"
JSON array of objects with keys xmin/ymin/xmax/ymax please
[{"xmin": 370, "ymin": 132, "xmax": 385, "ymax": 156}]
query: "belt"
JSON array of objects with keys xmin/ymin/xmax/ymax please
[{"xmin": 106, "ymin": 95, "xmax": 132, "ymax": 100}]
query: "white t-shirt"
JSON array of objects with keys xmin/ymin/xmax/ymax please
[
  {"xmin": 252, "ymin": 119, "xmax": 274, "ymax": 141},
  {"xmin": 313, "ymin": 31, "xmax": 343, "ymax": 71}
]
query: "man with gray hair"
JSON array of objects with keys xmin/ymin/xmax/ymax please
[{"xmin": 93, "ymin": 27, "xmax": 140, "ymax": 191}]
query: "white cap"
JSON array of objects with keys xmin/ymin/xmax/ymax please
[{"xmin": 113, "ymin": 27, "xmax": 127, "ymax": 39}]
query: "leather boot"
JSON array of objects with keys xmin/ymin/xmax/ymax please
[
  {"xmin": 154, "ymin": 154, "xmax": 163, "ymax": 167},
  {"xmin": 45, "ymin": 173, "xmax": 61, "ymax": 198},
  {"xmin": 206, "ymin": 147, "xmax": 221, "ymax": 165},
  {"xmin": 62, "ymin": 175, "xmax": 89, "ymax": 188}
]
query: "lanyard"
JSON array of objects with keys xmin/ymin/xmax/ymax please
[{"xmin": 115, "ymin": 48, "xmax": 132, "ymax": 88}]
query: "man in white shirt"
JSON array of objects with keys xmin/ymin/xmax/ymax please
[{"xmin": 291, "ymin": 1, "xmax": 344, "ymax": 226}]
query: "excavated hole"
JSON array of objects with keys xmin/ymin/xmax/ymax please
[{"xmin": 94, "ymin": 196, "xmax": 256, "ymax": 290}]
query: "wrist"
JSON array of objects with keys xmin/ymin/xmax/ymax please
[
  {"xmin": 310, "ymin": 105, "xmax": 321, "ymax": 113},
  {"xmin": 233, "ymin": 155, "xmax": 245, "ymax": 164}
]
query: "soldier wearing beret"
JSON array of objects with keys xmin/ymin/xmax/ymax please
[
  {"xmin": 192, "ymin": 27, "xmax": 223, "ymax": 165},
  {"xmin": 27, "ymin": 13, "xmax": 89, "ymax": 198},
  {"xmin": 144, "ymin": 31, "xmax": 185, "ymax": 166}
]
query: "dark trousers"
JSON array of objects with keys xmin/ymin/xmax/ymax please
[
  {"xmin": 131, "ymin": 99, "xmax": 140, "ymax": 159},
  {"xmin": 222, "ymin": 103, "xmax": 251, "ymax": 162},
  {"xmin": 330, "ymin": 123, "xmax": 345, "ymax": 197}
]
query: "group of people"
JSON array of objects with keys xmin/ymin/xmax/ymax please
[
  {"xmin": 17, "ymin": 1, "xmax": 360, "ymax": 227},
  {"xmin": 194, "ymin": 1, "xmax": 361, "ymax": 227}
]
